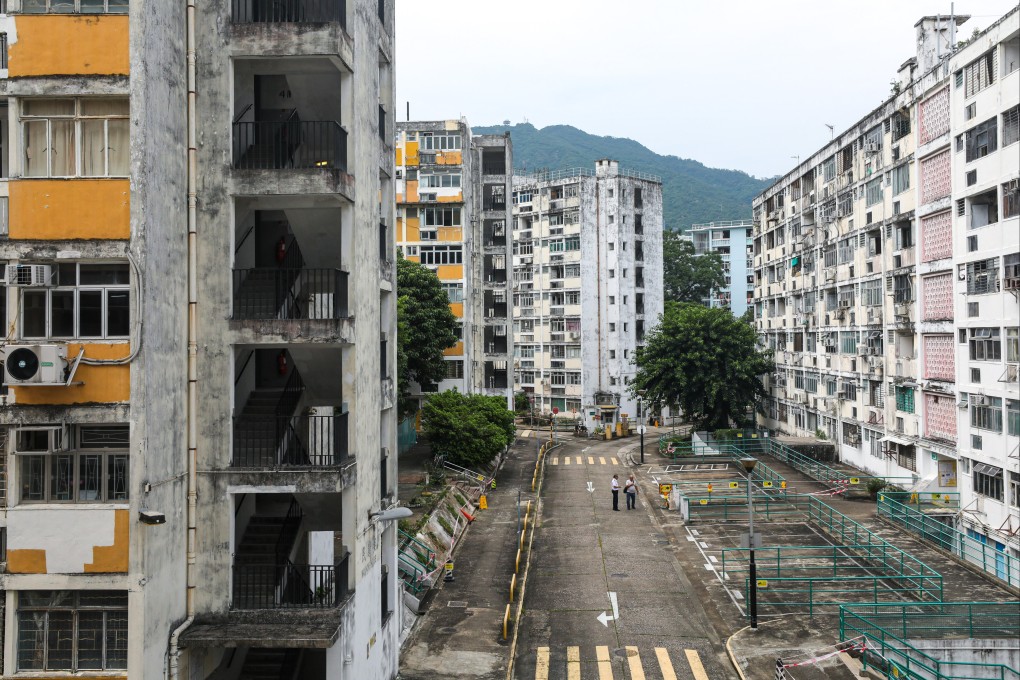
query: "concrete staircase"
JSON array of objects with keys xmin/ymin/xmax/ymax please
[
  {"xmin": 234, "ymin": 269, "xmax": 285, "ymax": 319},
  {"xmin": 238, "ymin": 648, "xmax": 300, "ymax": 680},
  {"xmin": 234, "ymin": 386, "xmax": 305, "ymax": 467}
]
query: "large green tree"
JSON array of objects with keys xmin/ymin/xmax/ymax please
[
  {"xmin": 663, "ymin": 230, "xmax": 726, "ymax": 305},
  {"xmin": 632, "ymin": 303, "xmax": 773, "ymax": 430},
  {"xmin": 422, "ymin": 390, "xmax": 516, "ymax": 469},
  {"xmin": 396, "ymin": 256, "xmax": 458, "ymax": 416}
]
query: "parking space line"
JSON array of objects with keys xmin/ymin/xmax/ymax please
[
  {"xmin": 596, "ymin": 645, "xmax": 614, "ymax": 680},
  {"xmin": 655, "ymin": 648, "xmax": 677, "ymax": 680},
  {"xmin": 588, "ymin": 456, "xmax": 595, "ymax": 464},
  {"xmin": 535, "ymin": 647, "xmax": 550, "ymax": 680},
  {"xmin": 575, "ymin": 456, "xmax": 582, "ymax": 465},
  {"xmin": 626, "ymin": 646, "xmax": 646, "ymax": 680},
  {"xmin": 685, "ymin": 649, "xmax": 710, "ymax": 680},
  {"xmin": 599, "ymin": 457, "xmax": 607, "ymax": 465},
  {"xmin": 567, "ymin": 645, "xmax": 581, "ymax": 680},
  {"xmin": 611, "ymin": 457, "xmax": 619, "ymax": 465}
]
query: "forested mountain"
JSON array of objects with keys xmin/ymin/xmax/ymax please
[{"xmin": 473, "ymin": 123, "xmax": 772, "ymax": 231}]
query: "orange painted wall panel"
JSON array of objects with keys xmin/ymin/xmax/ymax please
[
  {"xmin": 13, "ymin": 343, "xmax": 130, "ymax": 405},
  {"xmin": 85, "ymin": 509, "xmax": 130, "ymax": 573},
  {"xmin": 437, "ymin": 265, "xmax": 462, "ymax": 281},
  {"xmin": 405, "ymin": 217, "xmax": 420, "ymax": 242},
  {"xmin": 443, "ymin": 340, "xmax": 464, "ymax": 357},
  {"xmin": 406, "ymin": 256, "xmax": 420, "ymax": 264},
  {"xmin": 405, "ymin": 141, "xmax": 419, "ymax": 165},
  {"xmin": 437, "ymin": 226, "xmax": 463, "ymax": 242},
  {"xmin": 436, "ymin": 151, "xmax": 462, "ymax": 165},
  {"xmin": 448, "ymin": 302, "xmax": 464, "ymax": 318},
  {"xmin": 8, "ymin": 15, "xmax": 129, "ymax": 77},
  {"xmin": 406, "ymin": 180, "xmax": 419, "ymax": 202},
  {"xmin": 437, "ymin": 194, "xmax": 463, "ymax": 203},
  {"xmin": 395, "ymin": 147, "xmax": 404, "ymax": 166},
  {"xmin": 10, "ymin": 180, "xmax": 130, "ymax": 240}
]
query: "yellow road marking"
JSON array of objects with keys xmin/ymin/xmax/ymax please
[
  {"xmin": 567, "ymin": 646, "xmax": 581, "ymax": 680},
  {"xmin": 626, "ymin": 646, "xmax": 645, "ymax": 680},
  {"xmin": 535, "ymin": 647, "xmax": 550, "ymax": 680},
  {"xmin": 596, "ymin": 645, "xmax": 614, "ymax": 680},
  {"xmin": 611, "ymin": 457, "xmax": 619, "ymax": 465},
  {"xmin": 656, "ymin": 648, "xmax": 677, "ymax": 680},
  {"xmin": 685, "ymin": 649, "xmax": 710, "ymax": 680},
  {"xmin": 551, "ymin": 457, "xmax": 558, "ymax": 465},
  {"xmin": 575, "ymin": 456, "xmax": 583, "ymax": 465},
  {"xmin": 599, "ymin": 457, "xmax": 607, "ymax": 465},
  {"xmin": 588, "ymin": 456, "xmax": 595, "ymax": 464},
  {"xmin": 563, "ymin": 457, "xmax": 571, "ymax": 465}
]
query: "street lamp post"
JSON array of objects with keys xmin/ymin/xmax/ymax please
[
  {"xmin": 638, "ymin": 391, "xmax": 647, "ymax": 465},
  {"xmin": 740, "ymin": 457, "xmax": 758, "ymax": 629}
]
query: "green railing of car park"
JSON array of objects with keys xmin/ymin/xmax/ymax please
[
  {"xmin": 839, "ymin": 602, "xmax": 1020, "ymax": 680},
  {"xmin": 877, "ymin": 495, "xmax": 1020, "ymax": 590},
  {"xmin": 679, "ymin": 492, "xmax": 804, "ymax": 523},
  {"xmin": 880, "ymin": 490, "xmax": 960, "ymax": 510}
]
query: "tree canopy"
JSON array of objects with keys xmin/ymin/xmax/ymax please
[
  {"xmin": 632, "ymin": 303, "xmax": 774, "ymax": 431},
  {"xmin": 663, "ymin": 230, "xmax": 726, "ymax": 305},
  {"xmin": 396, "ymin": 256, "xmax": 458, "ymax": 416},
  {"xmin": 421, "ymin": 390, "xmax": 516, "ymax": 469}
]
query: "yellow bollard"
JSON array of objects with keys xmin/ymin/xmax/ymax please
[
  {"xmin": 503, "ymin": 604, "xmax": 510, "ymax": 640},
  {"xmin": 516, "ymin": 548, "xmax": 521, "ymax": 573},
  {"xmin": 510, "ymin": 574, "xmax": 517, "ymax": 602},
  {"xmin": 526, "ymin": 500, "xmax": 532, "ymax": 518},
  {"xmin": 519, "ymin": 530, "xmax": 525, "ymax": 551},
  {"xmin": 522, "ymin": 515, "xmax": 528, "ymax": 535}
]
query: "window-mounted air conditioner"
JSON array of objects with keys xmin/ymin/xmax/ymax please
[{"xmin": 5, "ymin": 264, "xmax": 53, "ymax": 287}]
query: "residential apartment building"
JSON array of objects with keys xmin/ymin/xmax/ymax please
[
  {"xmin": 395, "ymin": 120, "xmax": 514, "ymax": 407},
  {"xmin": 688, "ymin": 220, "xmax": 754, "ymax": 316},
  {"xmin": 0, "ymin": 1, "xmax": 401, "ymax": 679},
  {"xmin": 753, "ymin": 10, "xmax": 1018, "ymax": 568},
  {"xmin": 511, "ymin": 160, "xmax": 663, "ymax": 430}
]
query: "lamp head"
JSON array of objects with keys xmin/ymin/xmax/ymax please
[
  {"xmin": 740, "ymin": 457, "xmax": 758, "ymax": 473},
  {"xmin": 370, "ymin": 507, "xmax": 413, "ymax": 523}
]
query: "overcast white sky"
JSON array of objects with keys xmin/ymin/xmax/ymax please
[{"xmin": 395, "ymin": 0, "xmax": 1019, "ymax": 178}]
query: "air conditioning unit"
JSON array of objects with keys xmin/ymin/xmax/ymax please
[
  {"xmin": 2, "ymin": 344, "xmax": 68, "ymax": 384},
  {"xmin": 568, "ymin": 332, "xmax": 580, "ymax": 341},
  {"xmin": 971, "ymin": 395, "xmax": 988, "ymax": 406},
  {"xmin": 858, "ymin": 346, "xmax": 870, "ymax": 356},
  {"xmin": 895, "ymin": 303, "xmax": 910, "ymax": 317},
  {"xmin": 1005, "ymin": 364, "xmax": 1018, "ymax": 382},
  {"xmin": 5, "ymin": 264, "xmax": 53, "ymax": 287},
  {"xmin": 1004, "ymin": 277, "xmax": 1020, "ymax": 291},
  {"xmin": 839, "ymin": 300, "xmax": 851, "ymax": 309},
  {"xmin": 863, "ymin": 142, "xmax": 880, "ymax": 154}
]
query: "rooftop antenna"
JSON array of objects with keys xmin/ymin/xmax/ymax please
[{"xmin": 825, "ymin": 124, "xmax": 834, "ymax": 140}]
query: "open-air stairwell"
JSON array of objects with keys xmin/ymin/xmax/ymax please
[
  {"xmin": 232, "ymin": 513, "xmax": 302, "ymax": 610},
  {"xmin": 237, "ymin": 648, "xmax": 302, "ymax": 680}
]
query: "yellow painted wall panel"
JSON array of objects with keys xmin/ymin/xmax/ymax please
[
  {"xmin": 437, "ymin": 264, "xmax": 463, "ymax": 280},
  {"xmin": 396, "ymin": 192, "xmax": 404, "ymax": 203},
  {"xmin": 448, "ymin": 302, "xmax": 464, "ymax": 318},
  {"xmin": 13, "ymin": 343, "xmax": 130, "ymax": 405},
  {"xmin": 85, "ymin": 509, "xmax": 130, "ymax": 573},
  {"xmin": 406, "ymin": 256, "xmax": 420, "ymax": 263},
  {"xmin": 405, "ymin": 141, "xmax": 419, "ymax": 165},
  {"xmin": 406, "ymin": 180, "xmax": 419, "ymax": 202},
  {"xmin": 436, "ymin": 151, "xmax": 462, "ymax": 165},
  {"xmin": 437, "ymin": 226, "xmax": 463, "ymax": 242},
  {"xmin": 395, "ymin": 147, "xmax": 404, "ymax": 166},
  {"xmin": 437, "ymin": 194, "xmax": 463, "ymax": 203},
  {"xmin": 7, "ymin": 548, "xmax": 47, "ymax": 574},
  {"xmin": 8, "ymin": 15, "xmax": 129, "ymax": 77},
  {"xmin": 10, "ymin": 180, "xmax": 130, "ymax": 240},
  {"xmin": 443, "ymin": 340, "xmax": 464, "ymax": 357}
]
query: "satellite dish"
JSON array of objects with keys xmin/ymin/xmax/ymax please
[{"xmin": 6, "ymin": 348, "xmax": 39, "ymax": 381}]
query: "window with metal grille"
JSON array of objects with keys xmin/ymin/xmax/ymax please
[
  {"xmin": 973, "ymin": 463, "xmax": 1003, "ymax": 501},
  {"xmin": 891, "ymin": 112, "xmax": 910, "ymax": 142},
  {"xmin": 18, "ymin": 425, "xmax": 129, "ymax": 503},
  {"xmin": 971, "ymin": 396, "xmax": 1003, "ymax": 432},
  {"xmin": 1004, "ymin": 106, "xmax": 1020, "ymax": 147},
  {"xmin": 963, "ymin": 50, "xmax": 995, "ymax": 98},
  {"xmin": 865, "ymin": 178, "xmax": 883, "ymax": 207},
  {"xmin": 17, "ymin": 591, "xmax": 128, "ymax": 671},
  {"xmin": 894, "ymin": 386, "xmax": 914, "ymax": 413},
  {"xmin": 1003, "ymin": 179, "xmax": 1019, "ymax": 219},
  {"xmin": 965, "ymin": 117, "xmax": 997, "ymax": 162},
  {"xmin": 969, "ymin": 327, "xmax": 1001, "ymax": 361},
  {"xmin": 965, "ymin": 258, "xmax": 999, "ymax": 294},
  {"xmin": 891, "ymin": 163, "xmax": 910, "ymax": 195}
]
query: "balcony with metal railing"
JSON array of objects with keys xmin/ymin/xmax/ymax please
[{"xmin": 231, "ymin": 0, "xmax": 346, "ymax": 25}]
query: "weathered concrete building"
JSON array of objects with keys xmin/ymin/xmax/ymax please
[
  {"xmin": 688, "ymin": 220, "xmax": 754, "ymax": 316},
  {"xmin": 0, "ymin": 1, "xmax": 400, "ymax": 678},
  {"xmin": 394, "ymin": 120, "xmax": 513, "ymax": 407},
  {"xmin": 511, "ymin": 161, "xmax": 663, "ymax": 431},
  {"xmin": 753, "ymin": 8, "xmax": 1018, "ymax": 574}
]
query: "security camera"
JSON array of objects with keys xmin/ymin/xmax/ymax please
[{"xmin": 139, "ymin": 510, "xmax": 166, "ymax": 525}]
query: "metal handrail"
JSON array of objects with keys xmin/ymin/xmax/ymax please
[
  {"xmin": 233, "ymin": 119, "xmax": 347, "ymax": 172},
  {"xmin": 232, "ymin": 268, "xmax": 349, "ymax": 320},
  {"xmin": 232, "ymin": 412, "xmax": 350, "ymax": 468},
  {"xmin": 232, "ymin": 552, "xmax": 351, "ymax": 609},
  {"xmin": 231, "ymin": 0, "xmax": 346, "ymax": 26}
]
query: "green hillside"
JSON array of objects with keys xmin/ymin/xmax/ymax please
[{"xmin": 473, "ymin": 123, "xmax": 771, "ymax": 232}]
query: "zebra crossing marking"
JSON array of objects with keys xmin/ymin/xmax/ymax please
[
  {"xmin": 596, "ymin": 645, "xmax": 613, "ymax": 680},
  {"xmin": 599, "ymin": 457, "xmax": 607, "ymax": 465},
  {"xmin": 531, "ymin": 646, "xmax": 706, "ymax": 679},
  {"xmin": 686, "ymin": 649, "xmax": 710, "ymax": 680},
  {"xmin": 535, "ymin": 647, "xmax": 550, "ymax": 680},
  {"xmin": 567, "ymin": 645, "xmax": 581, "ymax": 680},
  {"xmin": 611, "ymin": 457, "xmax": 619, "ymax": 465},
  {"xmin": 655, "ymin": 647, "xmax": 678, "ymax": 680},
  {"xmin": 626, "ymin": 646, "xmax": 646, "ymax": 680}
]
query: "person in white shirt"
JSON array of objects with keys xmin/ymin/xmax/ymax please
[
  {"xmin": 611, "ymin": 474, "xmax": 620, "ymax": 511},
  {"xmin": 624, "ymin": 474, "xmax": 638, "ymax": 509}
]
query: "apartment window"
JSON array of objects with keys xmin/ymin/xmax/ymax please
[
  {"xmin": 422, "ymin": 207, "xmax": 461, "ymax": 227},
  {"xmin": 445, "ymin": 361, "xmax": 463, "ymax": 380},
  {"xmin": 969, "ymin": 328, "xmax": 1001, "ymax": 361},
  {"xmin": 18, "ymin": 591, "xmax": 128, "ymax": 672},
  {"xmin": 965, "ymin": 117, "xmax": 997, "ymax": 162},
  {"xmin": 419, "ymin": 173, "xmax": 461, "ymax": 188},
  {"xmin": 1007, "ymin": 399, "xmax": 1020, "ymax": 437},
  {"xmin": 840, "ymin": 331, "xmax": 858, "ymax": 355},
  {"xmin": 888, "ymin": 443, "xmax": 916, "ymax": 472},
  {"xmin": 972, "ymin": 434, "xmax": 983, "ymax": 450},
  {"xmin": 567, "ymin": 372, "xmax": 581, "ymax": 385},
  {"xmin": 862, "ymin": 279, "xmax": 883, "ymax": 306},
  {"xmin": 972, "ymin": 463, "xmax": 1004, "ymax": 502},
  {"xmin": 1009, "ymin": 471, "xmax": 1020, "ymax": 509},
  {"xmin": 442, "ymin": 282, "xmax": 463, "ymax": 303},
  {"xmin": 865, "ymin": 178, "xmax": 883, "ymax": 207},
  {"xmin": 23, "ymin": 99, "xmax": 129, "ymax": 177},
  {"xmin": 21, "ymin": 262, "xmax": 130, "ymax": 339},
  {"xmin": 822, "ymin": 157, "xmax": 836, "ymax": 182},
  {"xmin": 894, "ymin": 386, "xmax": 914, "ymax": 414},
  {"xmin": 565, "ymin": 291, "xmax": 580, "ymax": 305},
  {"xmin": 891, "ymin": 164, "xmax": 910, "ymax": 195},
  {"xmin": 893, "ymin": 274, "xmax": 913, "ymax": 303},
  {"xmin": 22, "ymin": 0, "xmax": 128, "ymax": 12},
  {"xmin": 971, "ymin": 396, "xmax": 1003, "ymax": 432},
  {"xmin": 418, "ymin": 132, "xmax": 461, "ymax": 150},
  {"xmin": 965, "ymin": 258, "xmax": 999, "ymax": 294},
  {"xmin": 608, "ymin": 269, "xmax": 615, "ymax": 279},
  {"xmin": 608, "ymin": 296, "xmax": 615, "ymax": 305},
  {"xmin": 891, "ymin": 111, "xmax": 910, "ymax": 142},
  {"xmin": 963, "ymin": 50, "xmax": 995, "ymax": 98},
  {"xmin": 608, "ymin": 323, "xmax": 615, "ymax": 332},
  {"xmin": 1007, "ymin": 327, "xmax": 1019, "ymax": 362},
  {"xmin": 19, "ymin": 425, "xmax": 130, "ymax": 503},
  {"xmin": 1003, "ymin": 106, "xmax": 1019, "ymax": 147},
  {"xmin": 1004, "ymin": 180, "xmax": 1019, "ymax": 219},
  {"xmin": 418, "ymin": 245, "xmax": 462, "ymax": 265}
]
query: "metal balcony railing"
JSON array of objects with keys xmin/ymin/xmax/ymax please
[
  {"xmin": 233, "ymin": 413, "xmax": 350, "ymax": 468},
  {"xmin": 234, "ymin": 119, "xmax": 347, "ymax": 171},
  {"xmin": 233, "ymin": 552, "xmax": 351, "ymax": 609},
  {"xmin": 231, "ymin": 0, "xmax": 346, "ymax": 25},
  {"xmin": 232, "ymin": 268, "xmax": 349, "ymax": 320}
]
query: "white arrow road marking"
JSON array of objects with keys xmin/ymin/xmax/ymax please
[
  {"xmin": 597, "ymin": 591, "xmax": 619, "ymax": 626},
  {"xmin": 587, "ymin": 481, "xmax": 595, "ymax": 493}
]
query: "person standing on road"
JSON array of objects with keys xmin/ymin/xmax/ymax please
[
  {"xmin": 624, "ymin": 474, "xmax": 638, "ymax": 509},
  {"xmin": 611, "ymin": 474, "xmax": 620, "ymax": 511}
]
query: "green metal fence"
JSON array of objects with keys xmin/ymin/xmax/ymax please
[
  {"xmin": 877, "ymin": 495, "xmax": 1020, "ymax": 590},
  {"xmin": 881, "ymin": 491, "xmax": 961, "ymax": 510},
  {"xmin": 680, "ymin": 492, "xmax": 804, "ymax": 522},
  {"xmin": 840, "ymin": 602, "xmax": 1020, "ymax": 680}
]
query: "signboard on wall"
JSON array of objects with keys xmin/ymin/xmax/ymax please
[{"xmin": 938, "ymin": 460, "xmax": 957, "ymax": 487}]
